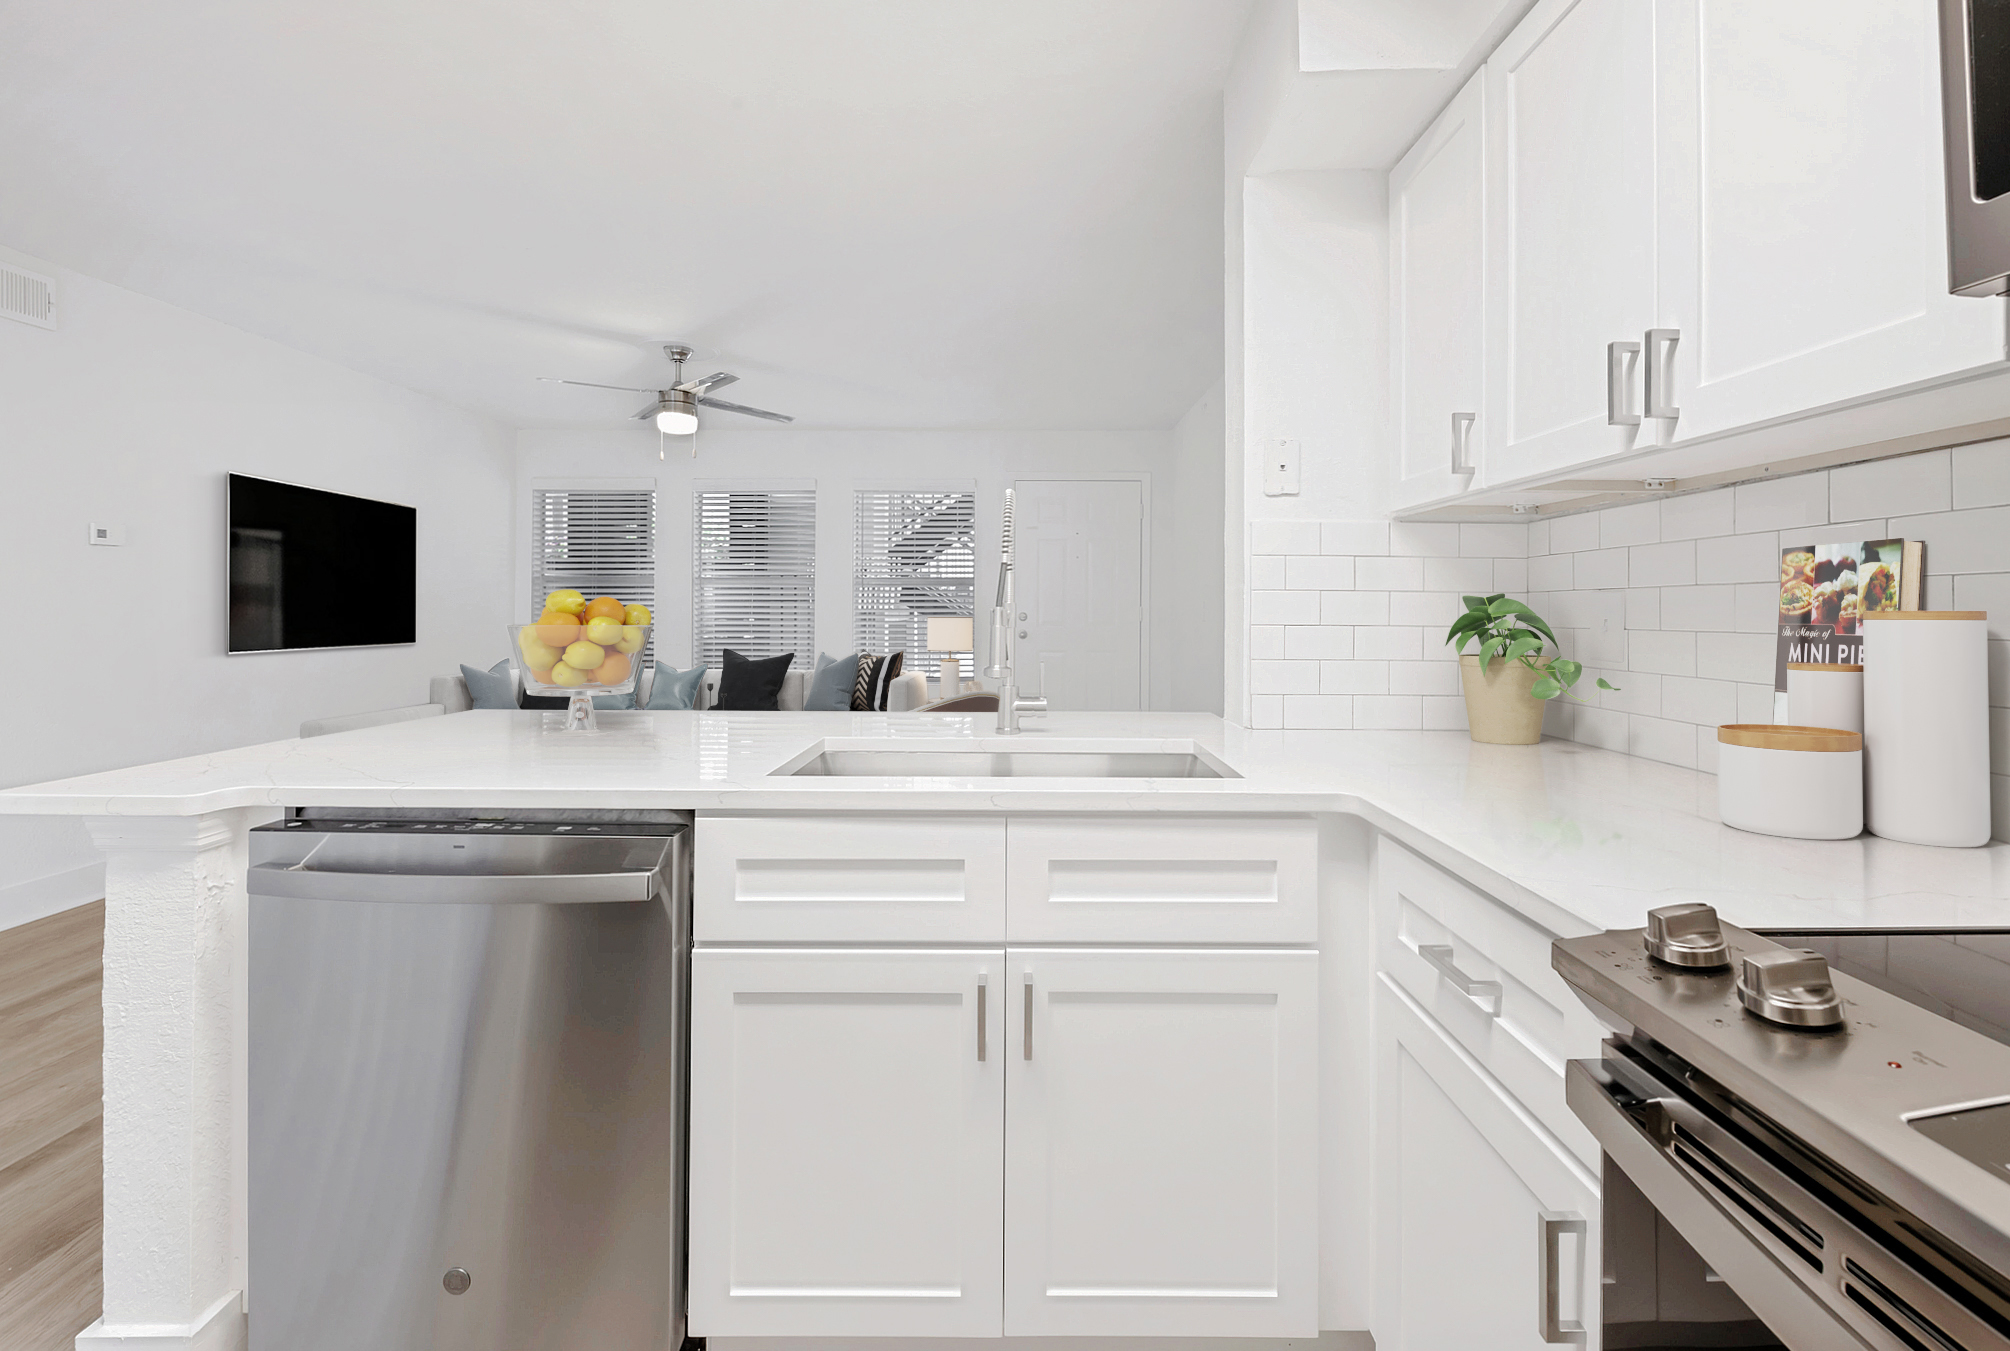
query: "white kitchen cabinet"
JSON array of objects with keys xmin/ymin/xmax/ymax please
[
  {"xmin": 687, "ymin": 948, "xmax": 1004, "ymax": 1337},
  {"xmin": 1374, "ymin": 976, "xmax": 1599, "ymax": 1349},
  {"xmin": 1653, "ymin": 0, "xmax": 2005, "ymax": 444},
  {"xmin": 1003, "ymin": 948, "xmax": 1319, "ymax": 1337},
  {"xmin": 1391, "ymin": 67, "xmax": 1489, "ymax": 508},
  {"xmin": 1484, "ymin": 0, "xmax": 1662, "ymax": 485}
]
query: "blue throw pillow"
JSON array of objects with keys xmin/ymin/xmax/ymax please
[
  {"xmin": 644, "ymin": 662, "xmax": 705, "ymax": 710},
  {"xmin": 460, "ymin": 660, "xmax": 517, "ymax": 710},
  {"xmin": 805, "ymin": 652, "xmax": 859, "ymax": 711}
]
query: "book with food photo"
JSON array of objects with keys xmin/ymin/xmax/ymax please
[{"xmin": 1774, "ymin": 538, "xmax": 1920, "ymax": 714}]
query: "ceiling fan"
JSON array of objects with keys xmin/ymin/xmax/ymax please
[{"xmin": 540, "ymin": 344, "xmax": 794, "ymax": 438}]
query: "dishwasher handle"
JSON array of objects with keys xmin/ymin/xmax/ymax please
[{"xmin": 247, "ymin": 861, "xmax": 658, "ymax": 905}]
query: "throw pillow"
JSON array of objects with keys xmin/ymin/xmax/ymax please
[
  {"xmin": 852, "ymin": 651, "xmax": 905, "ymax": 711},
  {"xmin": 805, "ymin": 652, "xmax": 859, "ymax": 711},
  {"xmin": 644, "ymin": 662, "xmax": 705, "ymax": 710},
  {"xmin": 715, "ymin": 649, "xmax": 793, "ymax": 711},
  {"xmin": 461, "ymin": 660, "xmax": 517, "ymax": 710}
]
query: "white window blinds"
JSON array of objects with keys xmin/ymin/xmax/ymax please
[
  {"xmin": 854, "ymin": 490, "xmax": 976, "ymax": 675},
  {"xmin": 694, "ymin": 490, "xmax": 816, "ymax": 669},
  {"xmin": 530, "ymin": 487, "xmax": 657, "ymax": 659}
]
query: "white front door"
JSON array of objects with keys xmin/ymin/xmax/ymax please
[{"xmin": 1010, "ymin": 479, "xmax": 1144, "ymax": 711}]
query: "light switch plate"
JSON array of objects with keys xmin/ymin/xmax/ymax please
[
  {"xmin": 1263, "ymin": 438, "xmax": 1301, "ymax": 496},
  {"xmin": 88, "ymin": 522, "xmax": 123, "ymax": 546}
]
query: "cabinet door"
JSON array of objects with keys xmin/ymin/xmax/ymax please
[
  {"xmin": 1656, "ymin": 0, "xmax": 2005, "ymax": 443},
  {"xmin": 1392, "ymin": 67, "xmax": 1488, "ymax": 507},
  {"xmin": 1004, "ymin": 949, "xmax": 1318, "ymax": 1337},
  {"xmin": 1374, "ymin": 977, "xmax": 1599, "ymax": 1349},
  {"xmin": 687, "ymin": 949, "xmax": 1004, "ymax": 1337},
  {"xmin": 1486, "ymin": 0, "xmax": 1660, "ymax": 483}
]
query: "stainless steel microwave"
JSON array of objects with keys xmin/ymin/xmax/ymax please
[{"xmin": 1943, "ymin": 0, "xmax": 2010, "ymax": 295}]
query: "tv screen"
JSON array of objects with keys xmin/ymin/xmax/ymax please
[{"xmin": 228, "ymin": 474, "xmax": 416, "ymax": 653}]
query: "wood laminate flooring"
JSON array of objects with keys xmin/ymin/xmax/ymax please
[{"xmin": 0, "ymin": 901, "xmax": 103, "ymax": 1351}]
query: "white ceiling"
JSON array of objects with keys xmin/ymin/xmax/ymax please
[{"xmin": 0, "ymin": 1, "xmax": 1249, "ymax": 431}]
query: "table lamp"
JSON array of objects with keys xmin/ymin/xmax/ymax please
[{"xmin": 926, "ymin": 616, "xmax": 975, "ymax": 699}]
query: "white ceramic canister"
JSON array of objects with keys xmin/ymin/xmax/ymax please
[
  {"xmin": 1786, "ymin": 662, "xmax": 1864, "ymax": 733},
  {"xmin": 1717, "ymin": 725, "xmax": 1864, "ymax": 840},
  {"xmin": 1863, "ymin": 611, "xmax": 1991, "ymax": 847}
]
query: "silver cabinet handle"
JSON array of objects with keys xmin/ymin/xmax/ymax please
[
  {"xmin": 1023, "ymin": 973, "xmax": 1034, "ymax": 1061},
  {"xmin": 1417, "ymin": 943, "xmax": 1503, "ymax": 1018},
  {"xmin": 1606, "ymin": 341, "xmax": 1641, "ymax": 427},
  {"xmin": 1644, "ymin": 327, "xmax": 1680, "ymax": 419},
  {"xmin": 1538, "ymin": 1211, "xmax": 1588, "ymax": 1344},
  {"xmin": 1451, "ymin": 412, "xmax": 1477, "ymax": 476},
  {"xmin": 977, "ymin": 974, "xmax": 988, "ymax": 1062}
]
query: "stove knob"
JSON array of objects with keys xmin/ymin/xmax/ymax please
[
  {"xmin": 1737, "ymin": 948, "xmax": 1844, "ymax": 1028},
  {"xmin": 1643, "ymin": 902, "xmax": 1730, "ymax": 969}
]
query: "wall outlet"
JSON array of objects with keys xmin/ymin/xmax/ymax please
[
  {"xmin": 88, "ymin": 522, "xmax": 123, "ymax": 546},
  {"xmin": 1263, "ymin": 438, "xmax": 1301, "ymax": 496}
]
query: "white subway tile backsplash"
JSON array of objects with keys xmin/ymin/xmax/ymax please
[
  {"xmin": 1576, "ymin": 705, "xmax": 1629, "ymax": 752},
  {"xmin": 1599, "ymin": 670, "xmax": 1661, "ymax": 716},
  {"xmin": 1529, "ymin": 552, "xmax": 1574, "ymax": 590},
  {"xmin": 1388, "ymin": 591, "xmax": 1462, "ymax": 626},
  {"xmin": 1461, "ymin": 523, "xmax": 1529, "ymax": 557},
  {"xmin": 1250, "ymin": 694, "xmax": 1283, "ymax": 728},
  {"xmin": 1890, "ymin": 506, "xmax": 2010, "ymax": 574},
  {"xmin": 1954, "ymin": 438, "xmax": 2010, "ymax": 509},
  {"xmin": 1355, "ymin": 555, "xmax": 1424, "ymax": 590},
  {"xmin": 1251, "ymin": 660, "xmax": 1320, "ymax": 695},
  {"xmin": 1661, "ymin": 675, "xmax": 1739, "ymax": 726},
  {"xmin": 1734, "ymin": 583, "xmax": 1777, "ymax": 633},
  {"xmin": 1630, "ymin": 629, "xmax": 1697, "ymax": 676},
  {"xmin": 1494, "ymin": 557, "xmax": 1529, "ymax": 592},
  {"xmin": 1738, "ymin": 683, "xmax": 1775, "ymax": 723},
  {"xmin": 1659, "ymin": 585, "xmax": 1736, "ymax": 631},
  {"xmin": 1322, "ymin": 590, "xmax": 1389, "ymax": 625},
  {"xmin": 1253, "ymin": 589, "xmax": 1320, "ymax": 625},
  {"xmin": 1697, "ymin": 631, "xmax": 1775, "ymax": 685},
  {"xmin": 1251, "ymin": 625, "xmax": 1285, "ymax": 660},
  {"xmin": 1322, "ymin": 521, "xmax": 1389, "ymax": 555},
  {"xmin": 1251, "ymin": 555, "xmax": 1286, "ymax": 589},
  {"xmin": 1601, "ymin": 500, "xmax": 1661, "ymax": 548},
  {"xmin": 1629, "ymin": 540, "xmax": 1697, "ymax": 587},
  {"xmin": 1928, "ymin": 574, "xmax": 1956, "ymax": 609},
  {"xmin": 1283, "ymin": 695, "xmax": 1352, "ymax": 729},
  {"xmin": 1830, "ymin": 450, "xmax": 1950, "ymax": 522},
  {"xmin": 1626, "ymin": 588, "xmax": 1661, "ymax": 630},
  {"xmin": 1992, "ymin": 640, "xmax": 2010, "ymax": 707},
  {"xmin": 1550, "ymin": 511, "xmax": 1603, "ymax": 553},
  {"xmin": 1528, "ymin": 519, "xmax": 1552, "ymax": 555},
  {"xmin": 1355, "ymin": 695, "xmax": 1425, "ymax": 729},
  {"xmin": 1695, "ymin": 531, "xmax": 1780, "ymax": 584},
  {"xmin": 1659, "ymin": 488, "xmax": 1735, "ymax": 541},
  {"xmin": 1389, "ymin": 660, "xmax": 1461, "ymax": 696},
  {"xmin": 1735, "ymin": 475, "xmax": 1829, "ymax": 533},
  {"xmin": 1286, "ymin": 554, "xmax": 1354, "ymax": 590},
  {"xmin": 1355, "ymin": 625, "xmax": 1424, "ymax": 660},
  {"xmin": 1697, "ymin": 727, "xmax": 1720, "ymax": 774},
  {"xmin": 1285, "ymin": 625, "xmax": 1354, "ymax": 660},
  {"xmin": 1630, "ymin": 715, "xmax": 1699, "ymax": 768},
  {"xmin": 1422, "ymin": 695, "xmax": 1469, "ymax": 730},
  {"xmin": 1252, "ymin": 520, "xmax": 1321, "ymax": 555},
  {"xmin": 1952, "ymin": 573, "xmax": 2010, "ymax": 640},
  {"xmin": 1576, "ymin": 547, "xmax": 1630, "ymax": 589},
  {"xmin": 1389, "ymin": 522, "xmax": 1462, "ymax": 557},
  {"xmin": 1321, "ymin": 660, "xmax": 1389, "ymax": 694},
  {"xmin": 1425, "ymin": 556, "xmax": 1495, "ymax": 592}
]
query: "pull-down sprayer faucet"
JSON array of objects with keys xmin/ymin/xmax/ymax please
[{"xmin": 984, "ymin": 489, "xmax": 1047, "ymax": 733}]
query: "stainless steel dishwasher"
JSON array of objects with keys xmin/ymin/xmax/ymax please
[{"xmin": 246, "ymin": 813, "xmax": 690, "ymax": 1351}]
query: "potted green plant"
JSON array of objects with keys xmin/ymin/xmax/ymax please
[{"xmin": 1445, "ymin": 594, "xmax": 1615, "ymax": 744}]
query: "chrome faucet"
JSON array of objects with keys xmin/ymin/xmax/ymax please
[{"xmin": 984, "ymin": 490, "xmax": 1048, "ymax": 734}]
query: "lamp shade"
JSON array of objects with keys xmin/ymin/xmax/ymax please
[{"xmin": 926, "ymin": 616, "xmax": 975, "ymax": 652}]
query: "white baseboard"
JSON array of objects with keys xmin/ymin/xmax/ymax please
[
  {"xmin": 0, "ymin": 860, "xmax": 104, "ymax": 933},
  {"xmin": 74, "ymin": 1290, "xmax": 245, "ymax": 1351},
  {"xmin": 709, "ymin": 1335, "xmax": 1372, "ymax": 1351}
]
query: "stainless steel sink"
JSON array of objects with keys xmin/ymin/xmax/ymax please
[{"xmin": 780, "ymin": 747, "xmax": 1238, "ymax": 779}]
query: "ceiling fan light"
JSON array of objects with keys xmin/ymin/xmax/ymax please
[{"xmin": 655, "ymin": 407, "xmax": 699, "ymax": 435}]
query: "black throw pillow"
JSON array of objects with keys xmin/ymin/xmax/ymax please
[{"xmin": 715, "ymin": 649, "xmax": 793, "ymax": 710}]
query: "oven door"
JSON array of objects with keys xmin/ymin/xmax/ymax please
[
  {"xmin": 1570, "ymin": 1052, "xmax": 2009, "ymax": 1351},
  {"xmin": 1942, "ymin": 0, "xmax": 2010, "ymax": 295}
]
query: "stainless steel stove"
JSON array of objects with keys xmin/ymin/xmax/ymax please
[{"xmin": 1555, "ymin": 907, "xmax": 2010, "ymax": 1350}]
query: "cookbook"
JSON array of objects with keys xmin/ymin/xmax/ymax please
[{"xmin": 1774, "ymin": 539, "xmax": 1914, "ymax": 701}]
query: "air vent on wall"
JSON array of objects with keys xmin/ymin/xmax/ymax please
[{"xmin": 1, "ymin": 263, "xmax": 56, "ymax": 329}]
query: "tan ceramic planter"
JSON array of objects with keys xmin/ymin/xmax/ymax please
[{"xmin": 1459, "ymin": 654, "xmax": 1548, "ymax": 744}]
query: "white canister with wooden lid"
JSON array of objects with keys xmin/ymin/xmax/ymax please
[
  {"xmin": 1863, "ymin": 611, "xmax": 1991, "ymax": 847},
  {"xmin": 1786, "ymin": 662, "xmax": 1863, "ymax": 733},
  {"xmin": 1717, "ymin": 725, "xmax": 1863, "ymax": 840}
]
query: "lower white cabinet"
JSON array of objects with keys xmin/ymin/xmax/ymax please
[
  {"xmin": 687, "ymin": 949, "xmax": 1004, "ymax": 1337},
  {"xmin": 1375, "ymin": 976, "xmax": 1599, "ymax": 1349},
  {"xmin": 688, "ymin": 945, "xmax": 1319, "ymax": 1339},
  {"xmin": 1005, "ymin": 948, "xmax": 1320, "ymax": 1336}
]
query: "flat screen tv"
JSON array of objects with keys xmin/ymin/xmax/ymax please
[{"xmin": 228, "ymin": 473, "xmax": 416, "ymax": 653}]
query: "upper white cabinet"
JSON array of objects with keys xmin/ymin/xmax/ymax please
[
  {"xmin": 1391, "ymin": 68, "xmax": 1490, "ymax": 507},
  {"xmin": 1483, "ymin": 0, "xmax": 1662, "ymax": 485},
  {"xmin": 1655, "ymin": 0, "xmax": 2004, "ymax": 442}
]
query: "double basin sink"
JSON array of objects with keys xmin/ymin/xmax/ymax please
[{"xmin": 773, "ymin": 739, "xmax": 1239, "ymax": 779}]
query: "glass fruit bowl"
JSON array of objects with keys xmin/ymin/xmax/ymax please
[{"xmin": 508, "ymin": 621, "xmax": 650, "ymax": 732}]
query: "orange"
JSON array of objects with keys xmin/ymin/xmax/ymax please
[
  {"xmin": 595, "ymin": 651, "xmax": 631, "ymax": 685},
  {"xmin": 583, "ymin": 596, "xmax": 626, "ymax": 623},
  {"xmin": 534, "ymin": 615, "xmax": 580, "ymax": 647},
  {"xmin": 526, "ymin": 665, "xmax": 555, "ymax": 685}
]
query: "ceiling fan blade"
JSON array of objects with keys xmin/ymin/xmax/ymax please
[
  {"xmin": 674, "ymin": 371, "xmax": 740, "ymax": 395},
  {"xmin": 631, "ymin": 402, "xmax": 664, "ymax": 420},
  {"xmin": 697, "ymin": 395, "xmax": 794, "ymax": 424},
  {"xmin": 539, "ymin": 377, "xmax": 662, "ymax": 393}
]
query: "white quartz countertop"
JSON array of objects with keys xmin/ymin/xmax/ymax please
[{"xmin": 7, "ymin": 710, "xmax": 2008, "ymax": 934}]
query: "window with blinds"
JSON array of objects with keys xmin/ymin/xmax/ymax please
[
  {"xmin": 530, "ymin": 487, "xmax": 657, "ymax": 660},
  {"xmin": 854, "ymin": 490, "xmax": 976, "ymax": 675},
  {"xmin": 693, "ymin": 490, "xmax": 816, "ymax": 669}
]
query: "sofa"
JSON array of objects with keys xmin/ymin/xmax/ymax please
[{"xmin": 299, "ymin": 665, "xmax": 932, "ymax": 738}]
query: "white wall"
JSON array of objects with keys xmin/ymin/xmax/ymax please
[
  {"xmin": 0, "ymin": 250, "xmax": 515, "ymax": 928},
  {"xmin": 515, "ymin": 426, "xmax": 1223, "ymax": 711},
  {"xmin": 1172, "ymin": 382, "xmax": 1228, "ymax": 715}
]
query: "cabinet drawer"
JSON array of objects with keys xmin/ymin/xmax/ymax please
[
  {"xmin": 1375, "ymin": 837, "xmax": 1602, "ymax": 1165},
  {"xmin": 1005, "ymin": 816, "xmax": 1319, "ymax": 943},
  {"xmin": 696, "ymin": 814, "xmax": 1005, "ymax": 942}
]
